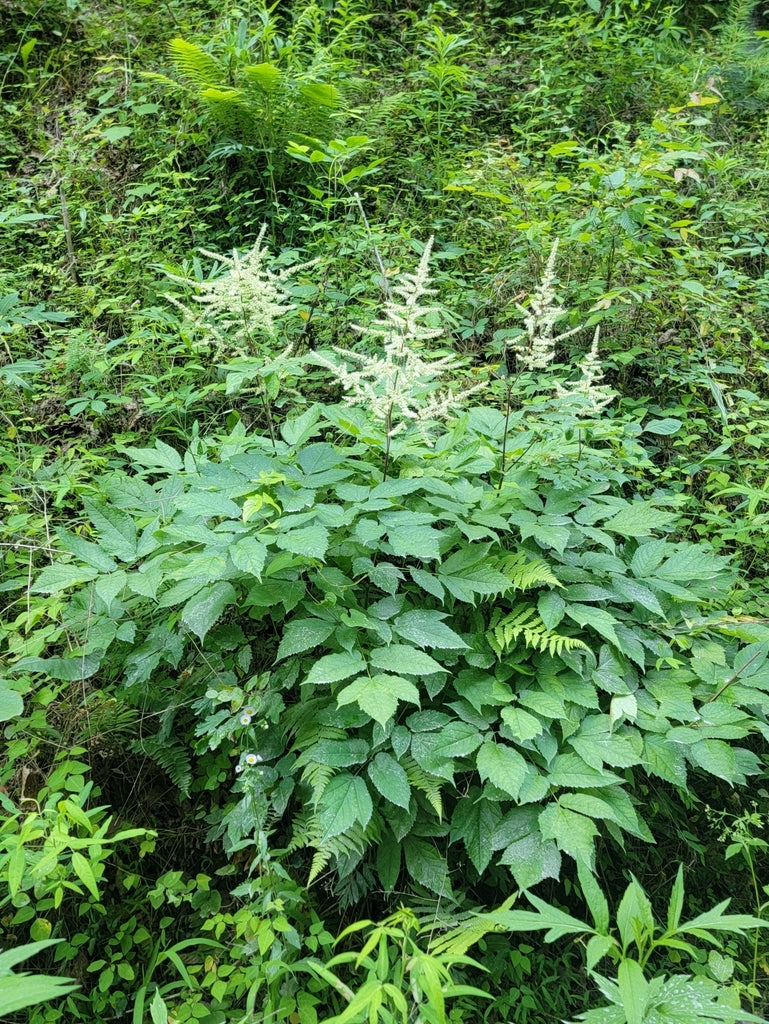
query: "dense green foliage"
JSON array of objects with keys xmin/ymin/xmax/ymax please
[{"xmin": 2, "ymin": 0, "xmax": 769, "ymax": 1021}]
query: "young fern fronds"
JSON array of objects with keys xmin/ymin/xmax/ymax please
[
  {"xmin": 487, "ymin": 605, "xmax": 589, "ymax": 658},
  {"xmin": 167, "ymin": 38, "xmax": 223, "ymax": 88},
  {"xmin": 300, "ymin": 761, "xmax": 336, "ymax": 806},
  {"xmin": 402, "ymin": 755, "xmax": 443, "ymax": 819},
  {"xmin": 135, "ymin": 736, "xmax": 193, "ymax": 799},
  {"xmin": 500, "ymin": 551, "xmax": 563, "ymax": 591}
]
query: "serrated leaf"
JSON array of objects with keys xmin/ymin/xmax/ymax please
[
  {"xmin": 688, "ymin": 738, "xmax": 738, "ymax": 781},
  {"xmin": 409, "ymin": 567, "xmax": 445, "ymax": 600},
  {"xmin": 303, "ymin": 651, "xmax": 366, "ymax": 686},
  {"xmin": 538, "ymin": 803, "xmax": 598, "ymax": 869},
  {"xmin": 566, "ymin": 604, "xmax": 620, "ymax": 647},
  {"xmin": 501, "ymin": 706, "xmax": 544, "ymax": 741},
  {"xmin": 181, "ymin": 582, "xmax": 236, "ymax": 642},
  {"xmin": 654, "ymin": 545, "xmax": 731, "ymax": 582},
  {"xmin": 603, "ymin": 503, "xmax": 678, "ymax": 538},
  {"xmin": 318, "ymin": 773, "xmax": 372, "ymax": 840},
  {"xmin": 388, "ymin": 525, "xmax": 442, "ymax": 560},
  {"xmin": 369, "ymin": 645, "xmax": 447, "ymax": 676},
  {"xmin": 32, "ymin": 563, "xmax": 100, "ymax": 594},
  {"xmin": 538, "ymin": 591, "xmax": 566, "ymax": 630},
  {"xmin": 403, "ymin": 836, "xmax": 452, "ymax": 896},
  {"xmin": 13, "ymin": 654, "xmax": 101, "ymax": 681},
  {"xmin": 499, "ymin": 830, "xmax": 562, "ymax": 889},
  {"xmin": 306, "ymin": 739, "xmax": 369, "ymax": 767},
  {"xmin": 275, "ymin": 523, "xmax": 329, "ymax": 560},
  {"xmin": 394, "ymin": 610, "xmax": 468, "ymax": 649},
  {"xmin": 229, "ymin": 536, "xmax": 268, "ymax": 578},
  {"xmin": 618, "ymin": 957, "xmax": 648, "ymax": 1024},
  {"xmin": 476, "ymin": 741, "xmax": 528, "ymax": 799},
  {"xmin": 82, "ymin": 498, "xmax": 137, "ymax": 562},
  {"xmin": 367, "ymin": 752, "xmax": 411, "ymax": 809},
  {"xmin": 617, "ymin": 877, "xmax": 655, "ymax": 954},
  {"xmin": 337, "ymin": 673, "xmax": 420, "ymax": 725},
  {"xmin": 55, "ymin": 531, "xmax": 118, "ymax": 572},
  {"xmin": 451, "ymin": 795, "xmax": 502, "ymax": 874},
  {"xmin": 276, "ymin": 618, "xmax": 335, "ymax": 660}
]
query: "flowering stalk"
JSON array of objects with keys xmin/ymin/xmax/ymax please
[{"xmin": 314, "ymin": 238, "xmax": 483, "ymax": 478}]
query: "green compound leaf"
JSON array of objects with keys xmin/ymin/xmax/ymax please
[{"xmin": 276, "ymin": 618, "xmax": 335, "ymax": 660}]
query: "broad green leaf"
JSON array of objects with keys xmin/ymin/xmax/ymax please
[
  {"xmin": 501, "ymin": 706, "xmax": 543, "ymax": 742},
  {"xmin": 318, "ymin": 773, "xmax": 373, "ymax": 840},
  {"xmin": 489, "ymin": 893, "xmax": 590, "ymax": 942},
  {"xmin": 82, "ymin": 498, "xmax": 137, "ymax": 562},
  {"xmin": 617, "ymin": 958, "xmax": 649, "ymax": 1024},
  {"xmin": 403, "ymin": 836, "xmax": 452, "ymax": 896},
  {"xmin": 0, "ymin": 974, "xmax": 78, "ymax": 1015},
  {"xmin": 181, "ymin": 582, "xmax": 237, "ymax": 642},
  {"xmin": 570, "ymin": 717, "xmax": 642, "ymax": 770},
  {"xmin": 655, "ymin": 545, "xmax": 731, "ymax": 582},
  {"xmin": 175, "ymin": 491, "xmax": 241, "ymax": 518},
  {"xmin": 275, "ymin": 523, "xmax": 329, "ymax": 560},
  {"xmin": 578, "ymin": 859, "xmax": 610, "ymax": 934},
  {"xmin": 643, "ymin": 734, "xmax": 688, "ymax": 787},
  {"xmin": 369, "ymin": 645, "xmax": 447, "ymax": 676},
  {"xmin": 337, "ymin": 673, "xmax": 420, "ymax": 725},
  {"xmin": 499, "ymin": 831, "xmax": 562, "ymax": 890},
  {"xmin": 32, "ymin": 563, "xmax": 99, "ymax": 594},
  {"xmin": 305, "ymin": 739, "xmax": 369, "ymax": 767},
  {"xmin": 565, "ymin": 604, "xmax": 620, "ymax": 647},
  {"xmin": 230, "ymin": 536, "xmax": 268, "ymax": 578},
  {"xmin": 280, "ymin": 406, "xmax": 322, "ymax": 447},
  {"xmin": 71, "ymin": 852, "xmax": 100, "ymax": 900},
  {"xmin": 367, "ymin": 752, "xmax": 411, "ymax": 809},
  {"xmin": 0, "ymin": 684, "xmax": 24, "ymax": 722},
  {"xmin": 303, "ymin": 651, "xmax": 366, "ymax": 686},
  {"xmin": 276, "ymin": 618, "xmax": 335, "ymax": 660},
  {"xmin": 538, "ymin": 591, "xmax": 566, "ymax": 631},
  {"xmin": 538, "ymin": 803, "xmax": 598, "ymax": 869},
  {"xmin": 394, "ymin": 610, "xmax": 468, "ymax": 649},
  {"xmin": 451, "ymin": 795, "xmax": 503, "ymax": 874},
  {"xmin": 13, "ymin": 654, "xmax": 101, "ymax": 682},
  {"xmin": 609, "ymin": 694, "xmax": 637, "ymax": 728},
  {"xmin": 409, "ymin": 567, "xmax": 445, "ymax": 600},
  {"xmin": 585, "ymin": 934, "xmax": 616, "ymax": 972},
  {"xmin": 630, "ymin": 540, "xmax": 668, "ymax": 578},
  {"xmin": 150, "ymin": 989, "xmax": 170, "ymax": 1024},
  {"xmin": 388, "ymin": 525, "xmax": 442, "ymax": 560},
  {"xmin": 688, "ymin": 739, "xmax": 738, "ymax": 781},
  {"xmin": 8, "ymin": 842, "xmax": 25, "ymax": 897},
  {"xmin": 617, "ymin": 876, "xmax": 655, "ymax": 954},
  {"xmin": 603, "ymin": 503, "xmax": 678, "ymax": 538},
  {"xmin": 412, "ymin": 722, "xmax": 482, "ymax": 779},
  {"xmin": 56, "ymin": 531, "xmax": 118, "ymax": 572},
  {"xmin": 643, "ymin": 418, "xmax": 682, "ymax": 435},
  {"xmin": 560, "ymin": 790, "xmax": 649, "ymax": 841},
  {"xmin": 476, "ymin": 741, "xmax": 528, "ymax": 799}
]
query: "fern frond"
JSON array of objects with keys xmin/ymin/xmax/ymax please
[
  {"xmin": 308, "ymin": 822, "xmax": 369, "ymax": 886},
  {"xmin": 300, "ymin": 760, "xmax": 335, "ymax": 805},
  {"xmin": 168, "ymin": 38, "xmax": 223, "ymax": 88},
  {"xmin": 500, "ymin": 551, "xmax": 562, "ymax": 591},
  {"xmin": 428, "ymin": 894, "xmax": 517, "ymax": 957},
  {"xmin": 402, "ymin": 756, "xmax": 443, "ymax": 819},
  {"xmin": 487, "ymin": 604, "xmax": 588, "ymax": 659},
  {"xmin": 136, "ymin": 736, "xmax": 193, "ymax": 799}
]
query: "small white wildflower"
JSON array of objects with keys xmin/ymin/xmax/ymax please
[
  {"xmin": 239, "ymin": 713, "xmax": 252, "ymax": 726},
  {"xmin": 508, "ymin": 239, "xmax": 582, "ymax": 371},
  {"xmin": 554, "ymin": 326, "xmax": 615, "ymax": 416},
  {"xmin": 243, "ymin": 706, "xmax": 256, "ymax": 717},
  {"xmin": 235, "ymin": 764, "xmax": 244, "ymax": 774},
  {"xmin": 244, "ymin": 753, "xmax": 263, "ymax": 765},
  {"xmin": 314, "ymin": 238, "xmax": 484, "ymax": 443}
]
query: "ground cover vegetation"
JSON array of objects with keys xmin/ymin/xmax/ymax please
[{"xmin": 2, "ymin": 0, "xmax": 769, "ymax": 1020}]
